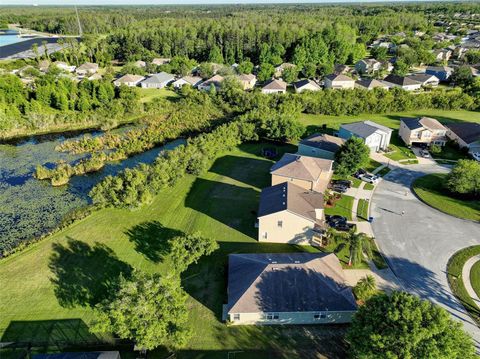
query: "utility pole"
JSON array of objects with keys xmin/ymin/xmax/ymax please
[{"xmin": 75, "ymin": 5, "xmax": 83, "ymax": 37}]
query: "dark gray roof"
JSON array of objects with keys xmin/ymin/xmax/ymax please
[
  {"xmin": 300, "ymin": 133, "xmax": 345, "ymax": 152},
  {"xmin": 383, "ymin": 74, "xmax": 420, "ymax": 86},
  {"xmin": 141, "ymin": 72, "xmax": 175, "ymax": 84},
  {"xmin": 407, "ymin": 74, "xmax": 438, "ymax": 84},
  {"xmin": 258, "ymin": 182, "xmax": 324, "ymax": 220},
  {"xmin": 447, "ymin": 122, "xmax": 480, "ymax": 144},
  {"xmin": 401, "ymin": 117, "xmax": 422, "ymax": 130},
  {"xmin": 341, "ymin": 121, "xmax": 392, "ymax": 138},
  {"xmin": 227, "ymin": 253, "xmax": 357, "ymax": 313},
  {"xmin": 355, "ymin": 78, "xmax": 388, "ymax": 89},
  {"xmin": 425, "ymin": 66, "xmax": 454, "ymax": 73}
]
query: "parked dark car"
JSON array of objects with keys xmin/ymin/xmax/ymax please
[
  {"xmin": 353, "ymin": 168, "xmax": 367, "ymax": 178},
  {"xmin": 334, "ymin": 223, "xmax": 356, "ymax": 232},
  {"xmin": 332, "ymin": 184, "xmax": 348, "ymax": 193},
  {"xmin": 332, "ymin": 179, "xmax": 352, "ymax": 188},
  {"xmin": 326, "ymin": 215, "xmax": 347, "ymax": 226}
]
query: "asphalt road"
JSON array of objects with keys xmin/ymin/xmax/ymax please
[{"xmin": 371, "ymin": 164, "xmax": 480, "ymax": 349}]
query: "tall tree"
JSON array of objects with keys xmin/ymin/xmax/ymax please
[
  {"xmin": 347, "ymin": 291, "xmax": 476, "ymax": 359},
  {"xmin": 92, "ymin": 270, "xmax": 191, "ymax": 350},
  {"xmin": 334, "ymin": 137, "xmax": 370, "ymax": 177}
]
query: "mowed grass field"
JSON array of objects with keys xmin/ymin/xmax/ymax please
[{"xmin": 0, "ymin": 142, "xmax": 348, "ymax": 358}]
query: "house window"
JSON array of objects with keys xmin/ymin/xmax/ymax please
[
  {"xmin": 233, "ymin": 314, "xmax": 240, "ymax": 321},
  {"xmin": 314, "ymin": 312, "xmax": 327, "ymax": 320},
  {"xmin": 266, "ymin": 313, "xmax": 279, "ymax": 320},
  {"xmin": 277, "ymin": 220, "xmax": 283, "ymax": 228},
  {"xmin": 262, "ymin": 232, "xmax": 268, "ymax": 239}
]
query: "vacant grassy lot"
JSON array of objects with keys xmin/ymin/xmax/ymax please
[
  {"xmin": 0, "ymin": 142, "xmax": 348, "ymax": 358},
  {"xmin": 138, "ymin": 87, "xmax": 179, "ymax": 103},
  {"xmin": 412, "ymin": 174, "xmax": 480, "ymax": 222},
  {"xmin": 447, "ymin": 245, "xmax": 480, "ymax": 327},
  {"xmin": 325, "ymin": 194, "xmax": 354, "ymax": 220}
]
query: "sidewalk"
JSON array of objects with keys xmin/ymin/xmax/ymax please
[{"xmin": 462, "ymin": 255, "xmax": 480, "ymax": 308}]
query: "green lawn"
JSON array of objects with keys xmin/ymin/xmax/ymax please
[
  {"xmin": 138, "ymin": 87, "xmax": 180, "ymax": 103},
  {"xmin": 364, "ymin": 159, "xmax": 382, "ymax": 173},
  {"xmin": 363, "ymin": 183, "xmax": 374, "ymax": 191},
  {"xmin": 0, "ymin": 142, "xmax": 348, "ymax": 358},
  {"xmin": 413, "ymin": 174, "xmax": 480, "ymax": 222},
  {"xmin": 325, "ymin": 194, "xmax": 354, "ymax": 221},
  {"xmin": 356, "ymin": 199, "xmax": 369, "ymax": 221},
  {"xmin": 471, "ymin": 261, "xmax": 480, "ymax": 299},
  {"xmin": 447, "ymin": 246, "xmax": 480, "ymax": 327}
]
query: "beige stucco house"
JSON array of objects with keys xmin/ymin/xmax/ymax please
[
  {"xmin": 226, "ymin": 252, "xmax": 357, "ymax": 325},
  {"xmin": 323, "ymin": 73, "xmax": 355, "ymax": 89},
  {"xmin": 257, "ymin": 182, "xmax": 325, "ymax": 244},
  {"xmin": 261, "ymin": 79, "xmax": 287, "ymax": 94},
  {"xmin": 399, "ymin": 117, "xmax": 448, "ymax": 146},
  {"xmin": 113, "ymin": 74, "xmax": 145, "ymax": 87},
  {"xmin": 237, "ymin": 74, "xmax": 257, "ymax": 90},
  {"xmin": 270, "ymin": 153, "xmax": 333, "ymax": 193}
]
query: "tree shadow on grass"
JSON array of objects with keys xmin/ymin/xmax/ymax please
[
  {"xmin": 49, "ymin": 237, "xmax": 132, "ymax": 308},
  {"xmin": 0, "ymin": 319, "xmax": 99, "ymax": 346},
  {"xmin": 184, "ymin": 178, "xmax": 259, "ymax": 238},
  {"xmin": 125, "ymin": 220, "xmax": 184, "ymax": 263},
  {"xmin": 208, "ymin": 155, "xmax": 273, "ymax": 189}
]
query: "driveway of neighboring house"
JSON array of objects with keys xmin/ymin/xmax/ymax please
[{"xmin": 371, "ymin": 163, "xmax": 480, "ymax": 348}]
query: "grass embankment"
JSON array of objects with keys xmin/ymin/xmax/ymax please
[
  {"xmin": 447, "ymin": 246, "xmax": 480, "ymax": 327},
  {"xmin": 412, "ymin": 174, "xmax": 480, "ymax": 222},
  {"xmin": 471, "ymin": 261, "xmax": 480, "ymax": 298},
  {"xmin": 0, "ymin": 142, "xmax": 348, "ymax": 358},
  {"xmin": 325, "ymin": 194, "xmax": 354, "ymax": 220}
]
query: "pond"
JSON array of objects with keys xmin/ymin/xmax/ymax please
[{"xmin": 0, "ymin": 129, "xmax": 185, "ymax": 256}]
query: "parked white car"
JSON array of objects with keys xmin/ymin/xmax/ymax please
[
  {"xmin": 359, "ymin": 173, "xmax": 379, "ymax": 184},
  {"xmin": 472, "ymin": 152, "xmax": 480, "ymax": 162}
]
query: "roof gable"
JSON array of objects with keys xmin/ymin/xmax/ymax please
[{"xmin": 270, "ymin": 153, "xmax": 333, "ymax": 181}]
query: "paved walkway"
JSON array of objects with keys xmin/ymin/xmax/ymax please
[
  {"xmin": 371, "ymin": 163, "xmax": 480, "ymax": 349},
  {"xmin": 463, "ymin": 255, "xmax": 480, "ymax": 308}
]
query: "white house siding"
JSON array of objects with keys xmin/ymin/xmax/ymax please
[
  {"xmin": 261, "ymin": 88, "xmax": 286, "ymax": 94},
  {"xmin": 297, "ymin": 144, "xmax": 336, "ymax": 160},
  {"xmin": 228, "ymin": 311, "xmax": 356, "ymax": 325},
  {"xmin": 258, "ymin": 210, "xmax": 315, "ymax": 244},
  {"xmin": 324, "ymin": 79, "xmax": 355, "ymax": 89}
]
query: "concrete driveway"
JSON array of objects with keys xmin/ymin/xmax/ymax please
[{"xmin": 371, "ymin": 163, "xmax": 480, "ymax": 348}]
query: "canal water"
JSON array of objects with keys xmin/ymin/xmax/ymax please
[{"xmin": 0, "ymin": 129, "xmax": 185, "ymax": 255}]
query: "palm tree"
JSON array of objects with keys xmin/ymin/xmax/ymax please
[
  {"xmin": 354, "ymin": 274, "xmax": 377, "ymax": 301},
  {"xmin": 347, "ymin": 231, "xmax": 372, "ymax": 267}
]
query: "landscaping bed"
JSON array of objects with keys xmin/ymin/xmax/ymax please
[
  {"xmin": 412, "ymin": 174, "xmax": 480, "ymax": 222},
  {"xmin": 447, "ymin": 245, "xmax": 480, "ymax": 327}
]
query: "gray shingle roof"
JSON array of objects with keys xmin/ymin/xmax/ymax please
[
  {"xmin": 325, "ymin": 73, "xmax": 353, "ymax": 82},
  {"xmin": 355, "ymin": 78, "xmax": 388, "ymax": 89},
  {"xmin": 401, "ymin": 117, "xmax": 423, "ymax": 130},
  {"xmin": 446, "ymin": 122, "xmax": 480, "ymax": 144},
  {"xmin": 383, "ymin": 74, "xmax": 421, "ymax": 86},
  {"xmin": 258, "ymin": 182, "xmax": 324, "ymax": 220},
  {"xmin": 263, "ymin": 79, "xmax": 287, "ymax": 90},
  {"xmin": 300, "ymin": 133, "xmax": 345, "ymax": 152},
  {"xmin": 341, "ymin": 121, "xmax": 392, "ymax": 138},
  {"xmin": 141, "ymin": 72, "xmax": 175, "ymax": 85},
  {"xmin": 227, "ymin": 253, "xmax": 357, "ymax": 313}
]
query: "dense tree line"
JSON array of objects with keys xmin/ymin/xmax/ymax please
[{"xmin": 0, "ymin": 70, "xmax": 141, "ymax": 136}]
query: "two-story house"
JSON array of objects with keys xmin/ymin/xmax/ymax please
[{"xmin": 399, "ymin": 117, "xmax": 448, "ymax": 147}]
